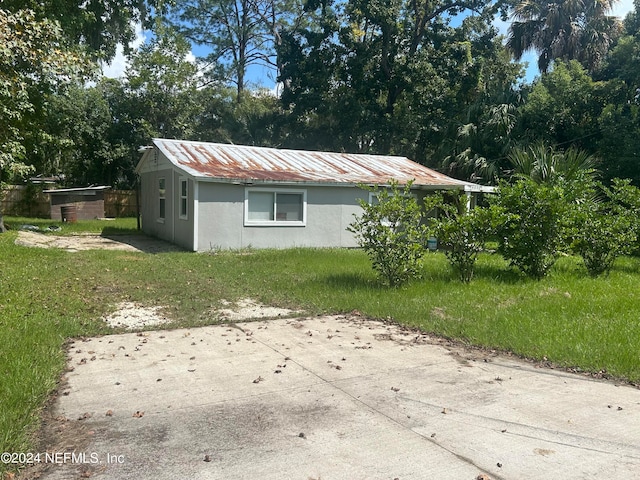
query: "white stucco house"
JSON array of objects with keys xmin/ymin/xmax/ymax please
[{"xmin": 135, "ymin": 138, "xmax": 492, "ymax": 251}]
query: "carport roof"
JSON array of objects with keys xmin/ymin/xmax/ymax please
[{"xmin": 139, "ymin": 138, "xmax": 492, "ymax": 192}]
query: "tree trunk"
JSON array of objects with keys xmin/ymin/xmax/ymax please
[{"xmin": 0, "ymin": 212, "xmax": 6, "ymax": 233}]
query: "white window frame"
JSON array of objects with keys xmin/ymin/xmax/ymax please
[
  {"xmin": 244, "ymin": 188, "xmax": 307, "ymax": 226},
  {"xmin": 179, "ymin": 177, "xmax": 188, "ymax": 220},
  {"xmin": 158, "ymin": 177, "xmax": 166, "ymax": 223}
]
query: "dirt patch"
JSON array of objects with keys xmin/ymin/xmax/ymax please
[
  {"xmin": 103, "ymin": 302, "xmax": 171, "ymax": 330},
  {"xmin": 216, "ymin": 298, "xmax": 301, "ymax": 321},
  {"xmin": 102, "ymin": 298, "xmax": 300, "ymax": 330},
  {"xmin": 15, "ymin": 231, "xmax": 182, "ymax": 253}
]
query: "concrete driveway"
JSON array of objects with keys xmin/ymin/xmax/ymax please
[{"xmin": 34, "ymin": 315, "xmax": 640, "ymax": 480}]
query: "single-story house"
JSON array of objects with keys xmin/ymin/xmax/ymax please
[{"xmin": 135, "ymin": 139, "xmax": 493, "ymax": 251}]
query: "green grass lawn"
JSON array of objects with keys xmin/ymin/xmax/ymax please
[{"xmin": 1, "ymin": 217, "xmax": 640, "ymax": 470}]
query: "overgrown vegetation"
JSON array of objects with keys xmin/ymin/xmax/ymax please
[{"xmin": 349, "ymin": 171, "xmax": 640, "ymax": 282}]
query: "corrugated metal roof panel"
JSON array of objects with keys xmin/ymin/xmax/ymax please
[{"xmin": 151, "ymin": 138, "xmax": 473, "ymax": 188}]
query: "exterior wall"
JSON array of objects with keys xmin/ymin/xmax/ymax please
[
  {"xmin": 173, "ymin": 176, "xmax": 195, "ymax": 250},
  {"xmin": 50, "ymin": 191, "xmax": 106, "ymax": 220},
  {"xmin": 196, "ymin": 183, "xmax": 368, "ymax": 251},
  {"xmin": 140, "ymin": 168, "xmax": 174, "ymax": 244},
  {"xmin": 138, "ymin": 148, "xmax": 197, "ymax": 250}
]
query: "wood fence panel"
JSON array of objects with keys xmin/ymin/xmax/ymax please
[
  {"xmin": 104, "ymin": 190, "xmax": 138, "ymax": 218},
  {"xmin": 1, "ymin": 186, "xmax": 139, "ymax": 218},
  {"xmin": 0, "ymin": 185, "xmax": 50, "ymax": 217}
]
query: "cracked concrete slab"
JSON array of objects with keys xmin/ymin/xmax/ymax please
[{"xmin": 28, "ymin": 315, "xmax": 640, "ymax": 480}]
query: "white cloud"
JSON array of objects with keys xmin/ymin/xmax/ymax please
[
  {"xmin": 100, "ymin": 25, "xmax": 200, "ymax": 79},
  {"xmin": 100, "ymin": 23, "xmax": 147, "ymax": 78}
]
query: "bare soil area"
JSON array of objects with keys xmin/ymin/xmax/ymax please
[
  {"xmin": 103, "ymin": 299, "xmax": 300, "ymax": 330},
  {"xmin": 15, "ymin": 231, "xmax": 183, "ymax": 253}
]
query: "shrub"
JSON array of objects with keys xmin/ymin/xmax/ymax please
[
  {"xmin": 570, "ymin": 179, "xmax": 639, "ymax": 276},
  {"xmin": 348, "ymin": 180, "xmax": 436, "ymax": 287},
  {"xmin": 491, "ymin": 178, "xmax": 568, "ymax": 279},
  {"xmin": 608, "ymin": 178, "xmax": 640, "ymax": 254},
  {"xmin": 434, "ymin": 193, "xmax": 500, "ymax": 282},
  {"xmin": 571, "ymin": 208, "xmax": 634, "ymax": 276}
]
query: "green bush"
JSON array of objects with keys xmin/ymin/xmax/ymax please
[
  {"xmin": 348, "ymin": 180, "xmax": 436, "ymax": 287},
  {"xmin": 491, "ymin": 178, "xmax": 568, "ymax": 279},
  {"xmin": 608, "ymin": 178, "xmax": 640, "ymax": 254},
  {"xmin": 570, "ymin": 179, "xmax": 639, "ymax": 276},
  {"xmin": 434, "ymin": 194, "xmax": 500, "ymax": 282}
]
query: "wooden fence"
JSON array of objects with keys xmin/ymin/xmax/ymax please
[
  {"xmin": 104, "ymin": 190, "xmax": 138, "ymax": 218},
  {"xmin": 0, "ymin": 186, "xmax": 138, "ymax": 218}
]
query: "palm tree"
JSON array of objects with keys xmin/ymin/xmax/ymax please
[
  {"xmin": 507, "ymin": 0, "xmax": 622, "ymax": 73},
  {"xmin": 507, "ymin": 142, "xmax": 599, "ymax": 185}
]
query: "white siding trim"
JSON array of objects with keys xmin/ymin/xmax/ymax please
[
  {"xmin": 179, "ymin": 176, "xmax": 188, "ymax": 220},
  {"xmin": 193, "ymin": 181, "xmax": 199, "ymax": 251}
]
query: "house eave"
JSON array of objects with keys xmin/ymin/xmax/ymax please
[{"xmin": 189, "ymin": 176, "xmax": 494, "ymax": 192}]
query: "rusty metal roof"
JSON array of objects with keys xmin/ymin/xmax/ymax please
[{"xmin": 149, "ymin": 138, "xmax": 484, "ymax": 190}]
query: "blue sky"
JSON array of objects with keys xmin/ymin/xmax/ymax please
[{"xmin": 103, "ymin": 0, "xmax": 637, "ymax": 87}]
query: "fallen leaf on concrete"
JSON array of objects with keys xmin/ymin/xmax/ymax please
[
  {"xmin": 253, "ymin": 376, "xmax": 264, "ymax": 384},
  {"xmin": 106, "ymin": 410, "xmax": 114, "ymax": 417},
  {"xmin": 476, "ymin": 475, "xmax": 491, "ymax": 480},
  {"xmin": 79, "ymin": 412, "xmax": 92, "ymax": 420},
  {"xmin": 204, "ymin": 455, "xmax": 212, "ymax": 462},
  {"xmin": 298, "ymin": 432, "xmax": 306, "ymax": 439},
  {"xmin": 391, "ymin": 387, "xmax": 400, "ymax": 392},
  {"xmin": 132, "ymin": 411, "xmax": 144, "ymax": 418}
]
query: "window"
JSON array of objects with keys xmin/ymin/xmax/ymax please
[
  {"xmin": 245, "ymin": 189, "xmax": 306, "ymax": 226},
  {"xmin": 158, "ymin": 178, "xmax": 166, "ymax": 222},
  {"xmin": 179, "ymin": 177, "xmax": 188, "ymax": 220}
]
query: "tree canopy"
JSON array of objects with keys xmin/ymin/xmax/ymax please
[{"xmin": 3, "ymin": 0, "xmax": 640, "ymax": 213}]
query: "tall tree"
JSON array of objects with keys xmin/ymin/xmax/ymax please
[
  {"xmin": 277, "ymin": 0, "xmax": 519, "ymax": 161},
  {"xmin": 2, "ymin": 0, "xmax": 150, "ymax": 61},
  {"xmin": 125, "ymin": 30, "xmax": 202, "ymax": 139},
  {"xmin": 515, "ymin": 60, "xmax": 607, "ymax": 150},
  {"xmin": 0, "ymin": 9, "xmax": 91, "ymax": 231},
  {"xmin": 164, "ymin": 0, "xmax": 304, "ymax": 102},
  {"xmin": 507, "ymin": 0, "xmax": 622, "ymax": 73}
]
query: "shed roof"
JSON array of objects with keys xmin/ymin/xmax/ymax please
[
  {"xmin": 43, "ymin": 186, "xmax": 111, "ymax": 194},
  {"xmin": 140, "ymin": 138, "xmax": 490, "ymax": 192}
]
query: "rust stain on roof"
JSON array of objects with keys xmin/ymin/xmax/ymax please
[{"xmin": 153, "ymin": 138, "xmax": 471, "ymax": 188}]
